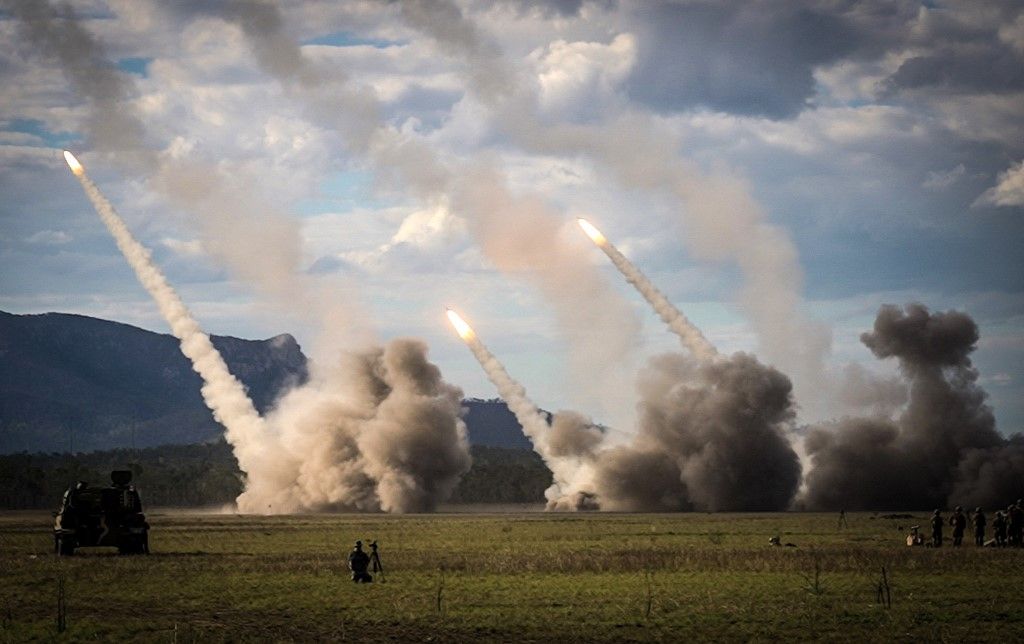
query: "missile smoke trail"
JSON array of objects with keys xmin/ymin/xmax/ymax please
[
  {"xmin": 61, "ymin": 150, "xmax": 276, "ymax": 498},
  {"xmin": 577, "ymin": 218, "xmax": 717, "ymax": 361},
  {"xmin": 445, "ymin": 309, "xmax": 590, "ymax": 504},
  {"xmin": 63, "ymin": 151, "xmax": 471, "ymax": 514}
]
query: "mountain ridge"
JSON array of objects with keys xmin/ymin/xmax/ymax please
[{"xmin": 0, "ymin": 311, "xmax": 532, "ymax": 453}]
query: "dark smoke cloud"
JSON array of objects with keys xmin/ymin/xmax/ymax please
[
  {"xmin": 590, "ymin": 446, "xmax": 688, "ymax": 512},
  {"xmin": 803, "ymin": 303, "xmax": 1022, "ymax": 510},
  {"xmin": 584, "ymin": 352, "xmax": 801, "ymax": 511},
  {"xmin": 950, "ymin": 436, "xmax": 1024, "ymax": 510}
]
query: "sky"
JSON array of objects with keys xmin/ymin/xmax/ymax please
[{"xmin": 1, "ymin": 0, "xmax": 1022, "ymax": 436}]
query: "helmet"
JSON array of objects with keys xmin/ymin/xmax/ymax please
[
  {"xmin": 933, "ymin": 509, "xmax": 940, "ymax": 515},
  {"xmin": 955, "ymin": 506, "xmax": 962, "ymax": 512},
  {"xmin": 355, "ymin": 540, "xmax": 362, "ymax": 548}
]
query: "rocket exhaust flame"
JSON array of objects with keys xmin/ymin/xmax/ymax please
[
  {"xmin": 61, "ymin": 151, "xmax": 274, "ymax": 503},
  {"xmin": 576, "ymin": 218, "xmax": 607, "ymax": 246},
  {"xmin": 63, "ymin": 150, "xmax": 84, "ymax": 176},
  {"xmin": 576, "ymin": 217, "xmax": 717, "ymax": 362},
  {"xmin": 445, "ymin": 308, "xmax": 475, "ymax": 340}
]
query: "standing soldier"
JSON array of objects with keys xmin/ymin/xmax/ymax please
[
  {"xmin": 972, "ymin": 507, "xmax": 986, "ymax": 546},
  {"xmin": 348, "ymin": 540, "xmax": 372, "ymax": 583},
  {"xmin": 1010, "ymin": 501, "xmax": 1024, "ymax": 547},
  {"xmin": 930, "ymin": 509, "xmax": 943, "ymax": 547},
  {"xmin": 994, "ymin": 511, "xmax": 1008, "ymax": 547},
  {"xmin": 949, "ymin": 506, "xmax": 967, "ymax": 547}
]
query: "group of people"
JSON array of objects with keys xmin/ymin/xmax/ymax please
[{"xmin": 927, "ymin": 500, "xmax": 1024, "ymax": 548}]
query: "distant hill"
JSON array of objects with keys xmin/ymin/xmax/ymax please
[
  {"xmin": 461, "ymin": 398, "xmax": 536, "ymax": 450},
  {"xmin": 0, "ymin": 311, "xmax": 536, "ymax": 453},
  {"xmin": 0, "ymin": 311, "xmax": 308, "ymax": 453}
]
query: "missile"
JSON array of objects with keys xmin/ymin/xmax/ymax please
[
  {"xmin": 576, "ymin": 218, "xmax": 607, "ymax": 246},
  {"xmin": 63, "ymin": 150, "xmax": 84, "ymax": 176},
  {"xmin": 445, "ymin": 308, "xmax": 475, "ymax": 341}
]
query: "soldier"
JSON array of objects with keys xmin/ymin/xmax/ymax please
[
  {"xmin": 930, "ymin": 509, "xmax": 943, "ymax": 547},
  {"xmin": 1010, "ymin": 501, "xmax": 1024, "ymax": 547},
  {"xmin": 972, "ymin": 507, "xmax": 986, "ymax": 546},
  {"xmin": 348, "ymin": 540, "xmax": 372, "ymax": 583},
  {"xmin": 949, "ymin": 506, "xmax": 967, "ymax": 547},
  {"xmin": 993, "ymin": 511, "xmax": 1008, "ymax": 547}
]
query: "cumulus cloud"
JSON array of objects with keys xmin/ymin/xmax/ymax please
[
  {"xmin": 974, "ymin": 160, "xmax": 1024, "ymax": 207},
  {"xmin": 529, "ymin": 33, "xmax": 636, "ymax": 120}
]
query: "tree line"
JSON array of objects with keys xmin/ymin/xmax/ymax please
[{"xmin": 0, "ymin": 441, "xmax": 550, "ymax": 509}]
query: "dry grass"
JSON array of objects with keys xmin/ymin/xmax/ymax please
[{"xmin": 1, "ymin": 510, "xmax": 1023, "ymax": 641}]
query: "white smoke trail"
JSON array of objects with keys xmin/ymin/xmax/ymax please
[
  {"xmin": 446, "ymin": 309, "xmax": 587, "ymax": 504},
  {"xmin": 61, "ymin": 151, "xmax": 290, "ymax": 507},
  {"xmin": 577, "ymin": 218, "xmax": 717, "ymax": 361},
  {"xmin": 63, "ymin": 151, "xmax": 472, "ymax": 514}
]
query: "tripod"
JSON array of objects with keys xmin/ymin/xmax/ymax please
[{"xmin": 369, "ymin": 540, "xmax": 385, "ymax": 582}]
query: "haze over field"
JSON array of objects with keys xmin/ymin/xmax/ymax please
[{"xmin": 1, "ymin": 1, "xmax": 1022, "ymax": 511}]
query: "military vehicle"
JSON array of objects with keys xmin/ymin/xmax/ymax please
[{"xmin": 53, "ymin": 470, "xmax": 150, "ymax": 555}]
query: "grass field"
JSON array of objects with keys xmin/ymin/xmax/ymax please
[{"xmin": 2, "ymin": 509, "xmax": 1023, "ymax": 642}]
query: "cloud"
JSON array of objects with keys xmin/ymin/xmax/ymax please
[
  {"xmin": 922, "ymin": 163, "xmax": 966, "ymax": 191},
  {"xmin": 160, "ymin": 236, "xmax": 204, "ymax": 257},
  {"xmin": 884, "ymin": 2, "xmax": 1024, "ymax": 96},
  {"xmin": 623, "ymin": 0, "xmax": 864, "ymax": 119},
  {"xmin": 529, "ymin": 33, "xmax": 636, "ymax": 121},
  {"xmin": 26, "ymin": 229, "xmax": 72, "ymax": 245},
  {"xmin": 974, "ymin": 160, "xmax": 1024, "ymax": 207}
]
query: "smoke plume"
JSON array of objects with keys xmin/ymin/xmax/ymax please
[
  {"xmin": 394, "ymin": 0, "xmax": 832, "ymax": 419},
  {"xmin": 4, "ymin": 0, "xmax": 361, "ymax": 344},
  {"xmin": 63, "ymin": 153, "xmax": 276, "ymax": 497},
  {"xmin": 577, "ymin": 218, "xmax": 717, "ymax": 361},
  {"xmin": 19, "ymin": 0, "xmax": 474, "ymax": 514},
  {"xmin": 160, "ymin": 1, "xmax": 646, "ymax": 426},
  {"xmin": 446, "ymin": 310, "xmax": 594, "ymax": 505},
  {"xmin": 66, "ymin": 153, "xmax": 471, "ymax": 513},
  {"xmin": 583, "ymin": 352, "xmax": 802, "ymax": 511},
  {"xmin": 803, "ymin": 303, "xmax": 1021, "ymax": 510},
  {"xmin": 252, "ymin": 338, "xmax": 472, "ymax": 513}
]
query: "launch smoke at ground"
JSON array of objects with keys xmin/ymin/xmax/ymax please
[
  {"xmin": 64, "ymin": 151, "xmax": 471, "ymax": 514},
  {"xmin": 802, "ymin": 303, "xmax": 1023, "ymax": 510},
  {"xmin": 262, "ymin": 338, "xmax": 472, "ymax": 513},
  {"xmin": 577, "ymin": 218, "xmax": 717, "ymax": 361},
  {"xmin": 582, "ymin": 352, "xmax": 802, "ymax": 511},
  {"xmin": 446, "ymin": 309, "xmax": 595, "ymax": 506}
]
